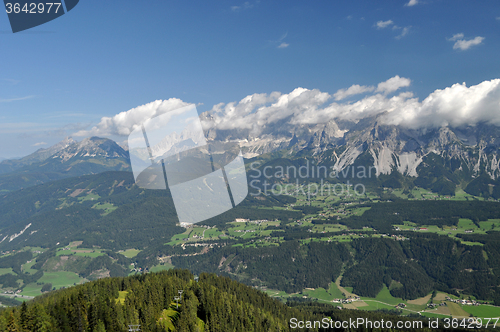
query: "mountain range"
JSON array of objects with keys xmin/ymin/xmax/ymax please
[
  {"xmin": 201, "ymin": 113, "xmax": 500, "ymax": 197},
  {"xmin": 1, "ymin": 114, "xmax": 500, "ymax": 197},
  {"xmin": 204, "ymin": 112, "xmax": 500, "ymax": 178},
  {"xmin": 0, "ymin": 137, "xmax": 130, "ymax": 192}
]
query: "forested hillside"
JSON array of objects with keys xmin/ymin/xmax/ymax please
[
  {"xmin": 171, "ymin": 234, "xmax": 500, "ymax": 303},
  {"xmin": 0, "ymin": 270, "xmax": 477, "ymax": 332}
]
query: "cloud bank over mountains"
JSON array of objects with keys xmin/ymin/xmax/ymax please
[
  {"xmin": 76, "ymin": 98, "xmax": 192, "ymax": 137},
  {"xmin": 76, "ymin": 76, "xmax": 500, "ymax": 138}
]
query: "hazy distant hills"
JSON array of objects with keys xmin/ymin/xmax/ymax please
[
  {"xmin": 0, "ymin": 171, "xmax": 184, "ymax": 251},
  {"xmin": 0, "ymin": 137, "xmax": 76, "ymax": 175},
  {"xmin": 0, "ymin": 169, "xmax": 290, "ymax": 251},
  {"xmin": 0, "ymin": 137, "xmax": 130, "ymax": 192}
]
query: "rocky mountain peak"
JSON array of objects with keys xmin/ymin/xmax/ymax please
[{"xmin": 52, "ymin": 137, "xmax": 129, "ymax": 162}]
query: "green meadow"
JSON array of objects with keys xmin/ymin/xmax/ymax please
[
  {"xmin": 461, "ymin": 305, "xmax": 500, "ymax": 318},
  {"xmin": 38, "ymin": 272, "xmax": 86, "ymax": 290},
  {"xmin": 120, "ymin": 249, "xmax": 141, "ymax": 258}
]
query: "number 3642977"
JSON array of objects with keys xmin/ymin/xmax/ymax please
[{"xmin": 5, "ymin": 3, "xmax": 62, "ymax": 14}]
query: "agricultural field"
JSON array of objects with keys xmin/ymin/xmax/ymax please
[
  {"xmin": 20, "ymin": 260, "xmax": 38, "ymax": 275},
  {"xmin": 149, "ymin": 263, "xmax": 174, "ymax": 273},
  {"xmin": 263, "ymin": 289, "xmax": 290, "ymax": 298},
  {"xmin": 356, "ymin": 300, "xmax": 397, "ymax": 312},
  {"xmin": 39, "ymin": 272, "xmax": 85, "ymax": 290},
  {"xmin": 56, "ymin": 241, "xmax": 104, "ymax": 258},
  {"xmin": 92, "ymin": 202, "xmax": 118, "ymax": 215},
  {"xmin": 77, "ymin": 192, "xmax": 100, "ymax": 202},
  {"xmin": 19, "ymin": 283, "xmax": 45, "ymax": 297},
  {"xmin": 290, "ymin": 282, "xmax": 500, "ymax": 319},
  {"xmin": 166, "ymin": 226, "xmax": 224, "ymax": 245},
  {"xmin": 358, "ymin": 286, "xmax": 428, "ymax": 314},
  {"xmin": 227, "ymin": 221, "xmax": 277, "ymax": 239},
  {"xmin": 393, "ymin": 218, "xmax": 500, "ymax": 245},
  {"xmin": 445, "ymin": 302, "xmax": 471, "ymax": 318},
  {"xmin": 167, "ymin": 220, "xmax": 284, "ymax": 246},
  {"xmin": 327, "ymin": 281, "xmax": 346, "ymax": 299},
  {"xmin": 120, "ymin": 249, "xmax": 141, "ymax": 258},
  {"xmin": 20, "ymin": 272, "xmax": 87, "ymax": 297},
  {"xmin": 302, "ymin": 287, "xmax": 336, "ymax": 303},
  {"xmin": 311, "ymin": 223, "xmax": 347, "ymax": 233},
  {"xmin": 420, "ymin": 312, "xmax": 450, "ymax": 318},
  {"xmin": 461, "ymin": 304, "xmax": 500, "ymax": 319},
  {"xmin": 382, "ymin": 187, "xmax": 488, "ymax": 202}
]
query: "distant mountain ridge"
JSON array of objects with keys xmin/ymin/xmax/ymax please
[
  {"xmin": 0, "ymin": 137, "xmax": 76, "ymax": 175},
  {"xmin": 0, "ymin": 137, "xmax": 130, "ymax": 192},
  {"xmin": 50, "ymin": 136, "xmax": 129, "ymax": 161}
]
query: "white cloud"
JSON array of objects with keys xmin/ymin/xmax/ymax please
[
  {"xmin": 77, "ymin": 77, "xmax": 500, "ymax": 141},
  {"xmin": 205, "ymin": 77, "xmax": 500, "ymax": 133},
  {"xmin": 375, "ymin": 20, "xmax": 393, "ymax": 29},
  {"xmin": 290, "ymin": 91, "xmax": 419, "ymax": 126},
  {"xmin": 0, "ymin": 95, "xmax": 35, "ymax": 103},
  {"xmin": 74, "ymin": 98, "xmax": 193, "ymax": 137},
  {"xmin": 395, "ymin": 26, "xmax": 410, "ymax": 39},
  {"xmin": 449, "ymin": 33, "xmax": 464, "ymax": 41},
  {"xmin": 382, "ymin": 79, "xmax": 500, "ymax": 128},
  {"xmin": 448, "ymin": 33, "xmax": 484, "ymax": 50},
  {"xmin": 204, "ymin": 76, "xmax": 412, "ymax": 134},
  {"xmin": 375, "ymin": 20, "xmax": 410, "ymax": 39},
  {"xmin": 453, "ymin": 37, "xmax": 484, "ymax": 50},
  {"xmin": 406, "ymin": 0, "xmax": 418, "ymax": 6},
  {"xmin": 32, "ymin": 142, "xmax": 47, "ymax": 147},
  {"xmin": 231, "ymin": 2, "xmax": 253, "ymax": 11},
  {"xmin": 334, "ymin": 84, "xmax": 375, "ymax": 101},
  {"xmin": 207, "ymin": 89, "xmax": 330, "ymax": 135},
  {"xmin": 273, "ymin": 32, "xmax": 289, "ymax": 48},
  {"xmin": 2, "ymin": 79, "xmax": 21, "ymax": 85},
  {"xmin": 375, "ymin": 75, "xmax": 411, "ymax": 94}
]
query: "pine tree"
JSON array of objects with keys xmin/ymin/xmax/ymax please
[
  {"xmin": 6, "ymin": 312, "xmax": 19, "ymax": 332},
  {"xmin": 28, "ymin": 304, "xmax": 52, "ymax": 332},
  {"xmin": 95, "ymin": 320, "xmax": 106, "ymax": 332},
  {"xmin": 19, "ymin": 302, "xmax": 28, "ymax": 332}
]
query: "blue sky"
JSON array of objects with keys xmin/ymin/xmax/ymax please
[{"xmin": 1, "ymin": 0, "xmax": 499, "ymax": 158}]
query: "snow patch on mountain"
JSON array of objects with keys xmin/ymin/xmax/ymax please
[{"xmin": 52, "ymin": 137, "xmax": 128, "ymax": 162}]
